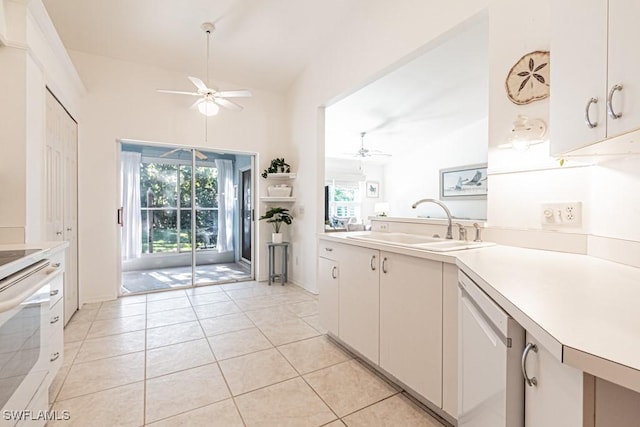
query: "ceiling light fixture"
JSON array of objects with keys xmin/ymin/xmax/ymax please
[
  {"xmin": 499, "ymin": 115, "xmax": 547, "ymax": 151},
  {"xmin": 197, "ymin": 98, "xmax": 220, "ymax": 116}
]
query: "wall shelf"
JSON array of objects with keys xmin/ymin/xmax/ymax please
[
  {"xmin": 265, "ymin": 173, "xmax": 297, "ymax": 179},
  {"xmin": 260, "ymin": 196, "xmax": 296, "ymax": 203}
]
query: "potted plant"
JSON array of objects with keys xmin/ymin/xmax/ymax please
[
  {"xmin": 261, "ymin": 158, "xmax": 291, "ymax": 178},
  {"xmin": 259, "ymin": 207, "xmax": 293, "ymax": 243}
]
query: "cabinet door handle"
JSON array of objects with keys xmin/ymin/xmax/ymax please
[
  {"xmin": 324, "ymin": 247, "xmax": 333, "ymax": 252},
  {"xmin": 331, "ymin": 266, "xmax": 337, "ymax": 279},
  {"xmin": 370, "ymin": 255, "xmax": 376, "ymax": 271},
  {"xmin": 50, "ymin": 289, "xmax": 59, "ymax": 297},
  {"xmin": 521, "ymin": 342, "xmax": 538, "ymax": 387},
  {"xmin": 50, "ymin": 352, "xmax": 60, "ymax": 362},
  {"xmin": 381, "ymin": 257, "xmax": 388, "ymax": 274},
  {"xmin": 607, "ymin": 84, "xmax": 623, "ymax": 119},
  {"xmin": 50, "ymin": 316, "xmax": 60, "ymax": 324},
  {"xmin": 56, "ymin": 231, "xmax": 63, "ymax": 236},
  {"xmin": 51, "ymin": 263, "xmax": 61, "ymax": 268},
  {"xmin": 584, "ymin": 97, "xmax": 598, "ymax": 128}
]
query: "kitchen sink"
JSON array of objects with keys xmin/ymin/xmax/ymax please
[
  {"xmin": 345, "ymin": 232, "xmax": 494, "ymax": 252},
  {"xmin": 346, "ymin": 232, "xmax": 442, "ymax": 245}
]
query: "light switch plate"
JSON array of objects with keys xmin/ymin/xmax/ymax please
[{"xmin": 541, "ymin": 202, "xmax": 582, "ymax": 227}]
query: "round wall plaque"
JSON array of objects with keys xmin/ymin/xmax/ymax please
[{"xmin": 505, "ymin": 50, "xmax": 550, "ymax": 105}]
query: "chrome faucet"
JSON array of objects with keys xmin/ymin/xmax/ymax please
[{"xmin": 411, "ymin": 198, "xmax": 453, "ymax": 239}]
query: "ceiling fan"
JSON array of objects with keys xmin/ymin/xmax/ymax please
[
  {"xmin": 157, "ymin": 23, "xmax": 252, "ymax": 116},
  {"xmin": 347, "ymin": 132, "xmax": 392, "ymax": 158},
  {"xmin": 160, "ymin": 148, "xmax": 208, "ymax": 160}
]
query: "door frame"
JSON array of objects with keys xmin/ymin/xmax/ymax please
[
  {"xmin": 116, "ymin": 138, "xmax": 257, "ymax": 296},
  {"xmin": 238, "ymin": 163, "xmax": 254, "ymax": 268}
]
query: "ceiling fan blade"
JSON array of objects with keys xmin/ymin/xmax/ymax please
[
  {"xmin": 160, "ymin": 148, "xmax": 181, "ymax": 158},
  {"xmin": 215, "ymin": 90, "xmax": 252, "ymax": 98},
  {"xmin": 188, "ymin": 76, "xmax": 209, "ymax": 92},
  {"xmin": 194, "ymin": 150, "xmax": 208, "ymax": 160},
  {"xmin": 214, "ymin": 97, "xmax": 243, "ymax": 111},
  {"xmin": 157, "ymin": 89, "xmax": 200, "ymax": 96}
]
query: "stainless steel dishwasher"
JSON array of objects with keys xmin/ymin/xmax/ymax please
[{"xmin": 457, "ymin": 270, "xmax": 525, "ymax": 427}]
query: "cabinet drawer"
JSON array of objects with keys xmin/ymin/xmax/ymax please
[
  {"xmin": 48, "ymin": 270, "xmax": 64, "ymax": 307},
  {"xmin": 318, "ymin": 241, "xmax": 341, "ymax": 260},
  {"xmin": 50, "ymin": 298, "xmax": 64, "ymax": 375}
]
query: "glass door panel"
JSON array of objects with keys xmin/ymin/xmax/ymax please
[{"xmin": 194, "ymin": 154, "xmax": 220, "ymax": 285}]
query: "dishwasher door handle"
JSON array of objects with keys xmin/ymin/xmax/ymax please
[{"xmin": 521, "ymin": 342, "xmax": 538, "ymax": 387}]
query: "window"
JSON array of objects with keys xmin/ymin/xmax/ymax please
[
  {"xmin": 140, "ymin": 160, "xmax": 218, "ymax": 254},
  {"xmin": 327, "ymin": 181, "xmax": 362, "ymax": 225}
]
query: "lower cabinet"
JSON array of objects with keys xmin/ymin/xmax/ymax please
[
  {"xmin": 522, "ymin": 332, "xmax": 588, "ymax": 427},
  {"xmin": 338, "ymin": 244, "xmax": 380, "ymax": 364},
  {"xmin": 379, "ymin": 252, "xmax": 443, "ymax": 406},
  {"xmin": 318, "ymin": 255, "xmax": 339, "ymax": 336}
]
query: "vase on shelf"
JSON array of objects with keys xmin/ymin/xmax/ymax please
[{"xmin": 272, "ymin": 233, "xmax": 283, "ymax": 244}]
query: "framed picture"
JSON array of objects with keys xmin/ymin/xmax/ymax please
[
  {"xmin": 366, "ymin": 181, "xmax": 379, "ymax": 198},
  {"xmin": 440, "ymin": 164, "xmax": 488, "ymax": 200}
]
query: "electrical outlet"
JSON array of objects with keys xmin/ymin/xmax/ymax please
[
  {"xmin": 372, "ymin": 222, "xmax": 389, "ymax": 232},
  {"xmin": 541, "ymin": 202, "xmax": 582, "ymax": 227}
]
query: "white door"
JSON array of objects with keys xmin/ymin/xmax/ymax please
[
  {"xmin": 338, "ymin": 244, "xmax": 379, "ymax": 363},
  {"xmin": 550, "ymin": 0, "xmax": 607, "ymax": 155},
  {"xmin": 379, "ymin": 252, "xmax": 443, "ymax": 405}
]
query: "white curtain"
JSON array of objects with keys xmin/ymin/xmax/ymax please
[
  {"xmin": 215, "ymin": 159, "xmax": 235, "ymax": 252},
  {"xmin": 121, "ymin": 152, "xmax": 142, "ymax": 260}
]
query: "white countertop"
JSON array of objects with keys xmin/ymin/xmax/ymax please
[
  {"xmin": 456, "ymin": 246, "xmax": 640, "ymax": 393},
  {"xmin": 319, "ymin": 232, "xmax": 640, "ymax": 393}
]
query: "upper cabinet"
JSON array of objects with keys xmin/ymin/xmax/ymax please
[{"xmin": 550, "ymin": 0, "xmax": 640, "ymax": 156}]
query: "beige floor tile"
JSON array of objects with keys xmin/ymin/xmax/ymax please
[
  {"xmin": 146, "ymin": 307, "xmax": 196, "ymax": 328},
  {"xmin": 49, "ymin": 363, "xmax": 71, "ymax": 403},
  {"xmin": 278, "ymin": 336, "xmax": 352, "ymax": 374},
  {"xmin": 342, "ymin": 394, "xmax": 444, "ymax": 427},
  {"xmin": 146, "ymin": 296, "xmax": 192, "ymax": 313},
  {"xmin": 145, "ymin": 363, "xmax": 230, "ymax": 423},
  {"xmin": 146, "ymin": 321, "xmax": 204, "ymax": 349},
  {"xmin": 199, "ymin": 312, "xmax": 255, "ymax": 336},
  {"xmin": 95, "ymin": 302, "xmax": 146, "ymax": 320},
  {"xmin": 86, "ymin": 314, "xmax": 146, "ymax": 338},
  {"xmin": 185, "ymin": 284, "xmax": 225, "ymax": 295},
  {"xmin": 50, "ymin": 381, "xmax": 144, "ymax": 427},
  {"xmin": 145, "ymin": 289, "xmax": 187, "ymax": 301},
  {"xmin": 100, "ymin": 294, "xmax": 146, "ymax": 307},
  {"xmin": 286, "ymin": 300, "xmax": 319, "ymax": 317},
  {"xmin": 234, "ymin": 377, "xmax": 337, "ymax": 427},
  {"xmin": 62, "ymin": 341, "xmax": 82, "ymax": 367},
  {"xmin": 74, "ymin": 330, "xmax": 146, "ymax": 363},
  {"xmin": 69, "ymin": 306, "xmax": 100, "ymax": 323},
  {"xmin": 146, "ymin": 399, "xmax": 243, "ymax": 427},
  {"xmin": 207, "ymin": 328, "xmax": 273, "ymax": 360},
  {"xmin": 324, "ymin": 421, "xmax": 347, "ymax": 427},
  {"xmin": 304, "ymin": 360, "xmax": 397, "ymax": 417},
  {"xmin": 57, "ymin": 351, "xmax": 145, "ymax": 400},
  {"xmin": 193, "ymin": 301, "xmax": 241, "ymax": 319},
  {"xmin": 225, "ymin": 285, "xmax": 291, "ymax": 300},
  {"xmin": 218, "ymin": 348, "xmax": 297, "ymax": 395},
  {"xmin": 258, "ymin": 318, "xmax": 321, "ymax": 346},
  {"xmin": 146, "ymin": 338, "xmax": 215, "ymax": 378},
  {"xmin": 301, "ymin": 314, "xmax": 327, "ymax": 334},
  {"xmin": 64, "ymin": 320, "xmax": 91, "ymax": 344},
  {"xmin": 220, "ymin": 281, "xmax": 261, "ymax": 291},
  {"xmin": 232, "ymin": 295, "xmax": 284, "ymax": 311},
  {"xmin": 244, "ymin": 305, "xmax": 299, "ymax": 326},
  {"xmin": 187, "ymin": 291, "xmax": 231, "ymax": 306}
]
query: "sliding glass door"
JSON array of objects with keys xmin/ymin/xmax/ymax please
[{"xmin": 120, "ymin": 142, "xmax": 252, "ymax": 294}]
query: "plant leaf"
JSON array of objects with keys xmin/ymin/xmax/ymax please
[
  {"xmin": 529, "ymin": 58, "xmax": 534, "ymax": 71},
  {"xmin": 517, "ymin": 71, "xmax": 530, "ymax": 77},
  {"xmin": 518, "ymin": 76, "xmax": 531, "ymax": 93},
  {"xmin": 534, "ymin": 62, "xmax": 547, "ymax": 72}
]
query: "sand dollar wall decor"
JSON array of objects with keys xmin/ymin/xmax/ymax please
[{"xmin": 505, "ymin": 50, "xmax": 550, "ymax": 105}]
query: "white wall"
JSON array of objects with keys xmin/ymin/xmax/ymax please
[
  {"xmin": 71, "ymin": 51, "xmax": 289, "ymax": 302},
  {"xmin": 385, "ymin": 119, "xmax": 488, "ymax": 220},
  {"xmin": 286, "ymin": 1, "xmax": 490, "ymax": 292}
]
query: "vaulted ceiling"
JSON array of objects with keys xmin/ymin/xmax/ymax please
[{"xmin": 42, "ymin": 0, "xmax": 365, "ymax": 92}]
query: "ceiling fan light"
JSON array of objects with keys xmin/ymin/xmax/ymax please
[{"xmin": 198, "ymin": 99, "xmax": 219, "ymax": 116}]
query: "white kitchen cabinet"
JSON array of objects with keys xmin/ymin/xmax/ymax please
[
  {"xmin": 522, "ymin": 332, "xmax": 588, "ymax": 427},
  {"xmin": 551, "ymin": 0, "xmax": 640, "ymax": 155},
  {"xmin": 595, "ymin": 378, "xmax": 640, "ymax": 426},
  {"xmin": 338, "ymin": 244, "xmax": 380, "ymax": 363},
  {"xmin": 379, "ymin": 251, "xmax": 442, "ymax": 406},
  {"xmin": 318, "ymin": 241, "xmax": 340, "ymax": 336}
]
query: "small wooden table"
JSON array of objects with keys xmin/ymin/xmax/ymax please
[{"xmin": 266, "ymin": 242, "xmax": 289, "ymax": 286}]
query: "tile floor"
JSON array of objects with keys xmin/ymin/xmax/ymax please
[{"xmin": 50, "ymin": 281, "xmax": 447, "ymax": 427}]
